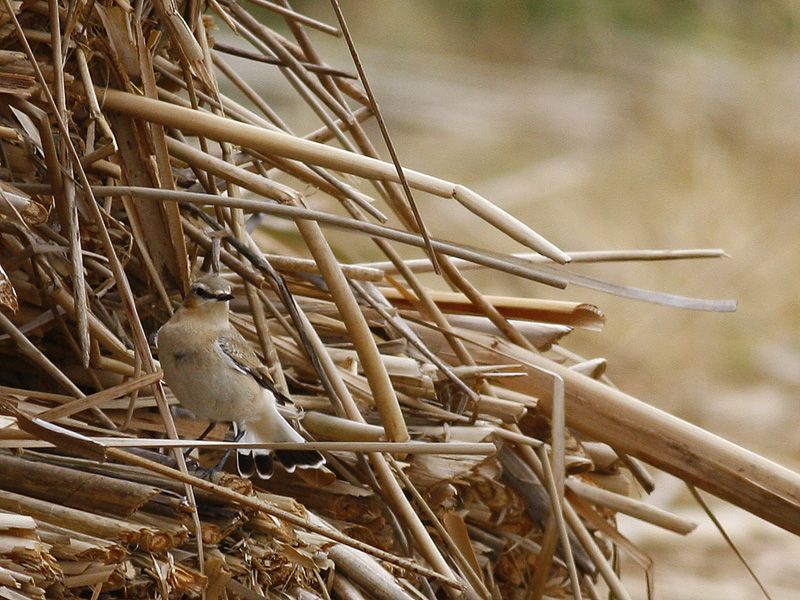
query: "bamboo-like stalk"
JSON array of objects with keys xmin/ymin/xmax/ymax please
[
  {"xmin": 0, "ymin": 125, "xmax": 20, "ymax": 140},
  {"xmin": 0, "ymin": 489, "xmax": 167, "ymax": 549},
  {"xmin": 38, "ymin": 520, "xmax": 126, "ymax": 562},
  {"xmin": 381, "ymin": 288, "xmax": 604, "ymax": 329},
  {"xmin": 266, "ymin": 254, "xmax": 384, "ymax": 282},
  {"xmin": 351, "ymin": 280, "xmax": 480, "ymax": 406},
  {"xmin": 5, "ymin": 403, "xmax": 462, "ymax": 588},
  {"xmin": 241, "ymin": 0, "xmax": 340, "ymax": 36},
  {"xmin": 0, "ymin": 183, "xmax": 47, "ymax": 225},
  {"xmin": 537, "ymin": 446, "xmax": 582, "ymax": 600},
  {"xmin": 440, "ymin": 315, "xmax": 573, "ymax": 349},
  {"xmin": 464, "ymin": 330, "xmax": 800, "ymax": 535},
  {"xmin": 276, "ymin": 17, "xmax": 488, "ymax": 387},
  {"xmin": 273, "ymin": 294, "xmax": 464, "ymax": 593},
  {"xmin": 109, "ymin": 452, "xmax": 458, "ymax": 588},
  {"xmin": 387, "ymin": 455, "xmax": 491, "ymax": 600},
  {"xmin": 511, "ymin": 443, "xmax": 629, "ymax": 600},
  {"xmin": 166, "ymin": 136, "xmax": 300, "ymax": 204},
  {"xmin": 224, "ymin": 2, "xmax": 360, "ymax": 153},
  {"xmin": 39, "ymin": 370, "xmax": 163, "ymax": 421},
  {"xmin": 566, "ymin": 478, "xmax": 696, "ymax": 535},
  {"xmin": 0, "ymin": 453, "xmax": 159, "ymax": 518},
  {"xmin": 325, "ymin": 546, "xmax": 417, "ymax": 600},
  {"xmin": 49, "ymin": 0, "xmax": 89, "ymax": 370},
  {"xmin": 48, "ymin": 285, "xmax": 131, "ymax": 358},
  {"xmin": 286, "ymin": 217, "xmax": 410, "ymax": 442},
  {"xmin": 302, "ymin": 412, "xmax": 386, "ymax": 441},
  {"xmin": 93, "ymin": 87, "xmax": 569, "ymax": 263},
  {"xmin": 7, "ymin": 20, "xmax": 211, "ymax": 567}
]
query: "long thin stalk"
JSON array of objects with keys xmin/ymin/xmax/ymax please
[{"xmin": 93, "ymin": 87, "xmax": 569, "ymax": 263}]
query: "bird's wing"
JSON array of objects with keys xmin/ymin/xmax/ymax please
[{"xmin": 214, "ymin": 333, "xmax": 289, "ymax": 403}]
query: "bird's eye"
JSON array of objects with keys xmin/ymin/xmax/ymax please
[{"xmin": 193, "ymin": 286, "xmax": 213, "ymax": 299}]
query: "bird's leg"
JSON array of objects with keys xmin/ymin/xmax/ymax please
[
  {"xmin": 197, "ymin": 421, "xmax": 218, "ymax": 441},
  {"xmin": 184, "ymin": 421, "xmax": 218, "ymax": 459},
  {"xmin": 198, "ymin": 426, "xmax": 245, "ymax": 479}
]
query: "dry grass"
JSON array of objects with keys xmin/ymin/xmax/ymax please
[{"xmin": 0, "ymin": 1, "xmax": 799, "ymax": 599}]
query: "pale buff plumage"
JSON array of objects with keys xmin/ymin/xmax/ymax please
[{"xmin": 156, "ymin": 273, "xmax": 323, "ymax": 477}]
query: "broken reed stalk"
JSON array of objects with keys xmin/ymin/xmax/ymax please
[
  {"xmin": 466, "ymin": 331, "xmax": 800, "ymax": 535},
  {"xmin": 109, "ymin": 447, "xmax": 462, "ymax": 590},
  {"xmin": 6, "ymin": 402, "xmax": 461, "ymax": 589},
  {"xmin": 93, "ymin": 87, "xmax": 570, "ymax": 264},
  {"xmin": 38, "ymin": 371, "xmax": 163, "ymax": 421},
  {"xmin": 566, "ymin": 478, "xmax": 697, "ymax": 535}
]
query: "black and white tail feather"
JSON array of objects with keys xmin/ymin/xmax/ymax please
[
  {"xmin": 233, "ymin": 409, "xmax": 325, "ymax": 479},
  {"xmin": 213, "ymin": 334, "xmax": 324, "ymax": 479}
]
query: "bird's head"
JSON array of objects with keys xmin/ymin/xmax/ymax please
[{"xmin": 184, "ymin": 274, "xmax": 234, "ymax": 310}]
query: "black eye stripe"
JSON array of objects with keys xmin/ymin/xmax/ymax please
[{"xmin": 193, "ymin": 286, "xmax": 232, "ymax": 300}]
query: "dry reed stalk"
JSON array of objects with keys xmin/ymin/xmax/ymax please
[
  {"xmin": 363, "ymin": 248, "xmax": 729, "ymax": 275},
  {"xmin": 0, "ymin": 453, "xmax": 159, "ymax": 517},
  {"xmin": 566, "ymin": 478, "xmax": 696, "ymax": 535},
  {"xmin": 443, "ymin": 328, "xmax": 800, "ymax": 533},
  {"xmin": 0, "ymin": 438, "xmax": 496, "ymax": 455},
  {"xmin": 0, "ymin": 1, "xmax": 795, "ymax": 598},
  {"xmin": 381, "ymin": 287, "xmax": 606, "ymax": 330},
  {"xmin": 93, "ymin": 88, "xmax": 569, "ymax": 263}
]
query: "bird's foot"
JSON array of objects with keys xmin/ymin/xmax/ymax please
[{"xmin": 193, "ymin": 448, "xmax": 234, "ymax": 480}]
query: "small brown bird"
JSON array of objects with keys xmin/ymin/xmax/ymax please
[{"xmin": 156, "ymin": 273, "xmax": 324, "ymax": 477}]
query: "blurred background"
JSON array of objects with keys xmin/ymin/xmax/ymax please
[{"xmin": 222, "ymin": 2, "xmax": 800, "ymax": 597}]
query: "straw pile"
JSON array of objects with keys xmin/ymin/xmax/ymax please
[{"xmin": 0, "ymin": 1, "xmax": 799, "ymax": 599}]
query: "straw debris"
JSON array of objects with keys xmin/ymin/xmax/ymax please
[{"xmin": 0, "ymin": 1, "xmax": 797, "ymax": 599}]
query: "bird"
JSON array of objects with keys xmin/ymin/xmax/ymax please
[{"xmin": 156, "ymin": 273, "xmax": 324, "ymax": 478}]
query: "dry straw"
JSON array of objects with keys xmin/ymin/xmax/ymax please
[{"xmin": 0, "ymin": 1, "xmax": 797, "ymax": 599}]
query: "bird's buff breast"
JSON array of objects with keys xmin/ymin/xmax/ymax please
[{"xmin": 157, "ymin": 324, "xmax": 262, "ymax": 422}]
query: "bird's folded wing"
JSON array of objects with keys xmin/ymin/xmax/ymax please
[{"xmin": 214, "ymin": 334, "xmax": 290, "ymax": 403}]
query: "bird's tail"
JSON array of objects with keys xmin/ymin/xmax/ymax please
[{"xmin": 235, "ymin": 408, "xmax": 324, "ymax": 479}]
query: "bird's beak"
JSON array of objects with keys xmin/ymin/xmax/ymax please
[{"xmin": 217, "ymin": 293, "xmax": 234, "ymax": 302}]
